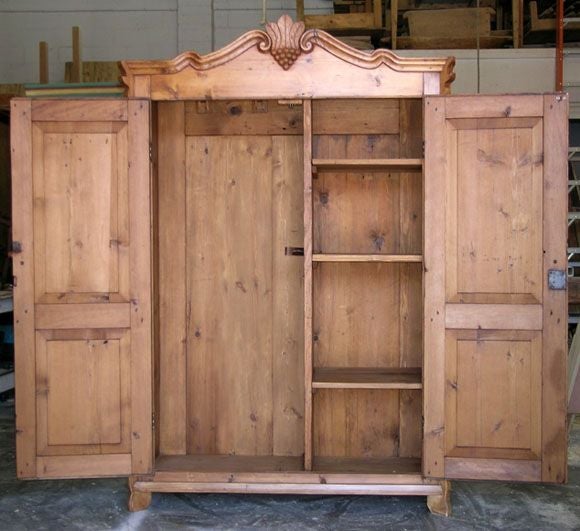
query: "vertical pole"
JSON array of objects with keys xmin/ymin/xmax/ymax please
[
  {"xmin": 512, "ymin": 0, "xmax": 521, "ymax": 48},
  {"xmin": 39, "ymin": 42, "xmax": 48, "ymax": 84},
  {"xmin": 297, "ymin": 0, "xmax": 305, "ymax": 21},
  {"xmin": 303, "ymin": 99, "xmax": 313, "ymax": 471},
  {"xmin": 373, "ymin": 0, "xmax": 382, "ymax": 28},
  {"xmin": 391, "ymin": 0, "xmax": 398, "ymax": 50},
  {"xmin": 556, "ymin": 0, "xmax": 564, "ymax": 91},
  {"xmin": 71, "ymin": 26, "xmax": 82, "ymax": 83}
]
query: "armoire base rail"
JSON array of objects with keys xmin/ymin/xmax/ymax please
[{"xmin": 128, "ymin": 475, "xmax": 451, "ymax": 516}]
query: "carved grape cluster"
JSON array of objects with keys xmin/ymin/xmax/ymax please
[{"xmin": 271, "ymin": 47, "xmax": 301, "ymax": 70}]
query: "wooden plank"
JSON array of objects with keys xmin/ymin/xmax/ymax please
[
  {"xmin": 541, "ymin": 94, "xmax": 568, "ymax": 483},
  {"xmin": 71, "ymin": 26, "xmax": 82, "ymax": 83},
  {"xmin": 399, "ymin": 391, "xmax": 423, "ymax": 458},
  {"xmin": 397, "ymin": 35, "xmax": 513, "ymax": 49},
  {"xmin": 312, "ymin": 367, "xmax": 422, "ymax": 389},
  {"xmin": 304, "ymin": 13, "xmax": 377, "ymax": 30},
  {"xmin": 313, "ymin": 389, "xmax": 400, "ymax": 458},
  {"xmin": 444, "ymin": 95, "xmax": 543, "ymax": 119},
  {"xmin": 312, "ymin": 137, "xmax": 407, "ymax": 256},
  {"xmin": 405, "ymin": 8, "xmax": 494, "ymax": 38},
  {"xmin": 272, "ymin": 135, "xmax": 305, "ymax": 457},
  {"xmin": 304, "ymin": 100, "xmax": 313, "ymax": 470},
  {"xmin": 312, "ymin": 100, "xmax": 399, "ymax": 135},
  {"xmin": 153, "ymin": 455, "xmax": 431, "ymax": 484},
  {"xmin": 35, "ymin": 303, "xmax": 130, "ymax": 329},
  {"xmin": 11, "ymin": 99, "xmax": 36, "ymax": 479},
  {"xmin": 314, "ymin": 456, "xmax": 421, "ymax": 475},
  {"xmin": 313, "ymin": 159, "xmax": 423, "ymax": 171},
  {"xmin": 184, "ymin": 100, "xmax": 303, "ymax": 136},
  {"xmin": 37, "ymin": 454, "xmax": 131, "ymax": 478},
  {"xmin": 39, "ymin": 42, "xmax": 48, "ymax": 84},
  {"xmin": 313, "ymin": 254, "xmax": 422, "ymax": 262},
  {"xmin": 157, "ymin": 102, "xmax": 187, "ymax": 456},
  {"xmin": 313, "ymin": 263, "xmax": 402, "ymax": 368},
  {"xmin": 186, "ymin": 136, "xmax": 275, "ymax": 456},
  {"xmin": 512, "ymin": 0, "xmax": 521, "ymax": 48},
  {"xmin": 31, "ymin": 100, "xmax": 127, "ymax": 121},
  {"xmin": 445, "ymin": 457, "xmax": 541, "ymax": 481},
  {"xmin": 373, "ymin": 0, "xmax": 382, "ymax": 27},
  {"xmin": 391, "ymin": 0, "xmax": 398, "ymax": 49},
  {"xmin": 445, "ymin": 304, "xmax": 542, "ymax": 330},
  {"xmin": 128, "ymin": 100, "xmax": 153, "ymax": 474},
  {"xmin": 423, "ymin": 96, "xmax": 446, "ymax": 478},
  {"xmin": 147, "ymin": 47, "xmax": 428, "ymax": 100},
  {"xmin": 135, "ymin": 480, "xmax": 442, "ymax": 496},
  {"xmin": 297, "ymin": 0, "xmax": 304, "ymax": 21}
]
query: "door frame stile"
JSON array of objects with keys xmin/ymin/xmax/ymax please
[
  {"xmin": 541, "ymin": 93, "xmax": 568, "ymax": 483},
  {"xmin": 423, "ymin": 96, "xmax": 447, "ymax": 478},
  {"xmin": 128, "ymin": 99, "xmax": 154, "ymax": 474},
  {"xmin": 11, "ymin": 99, "xmax": 36, "ymax": 478}
]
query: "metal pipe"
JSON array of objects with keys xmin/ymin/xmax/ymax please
[{"xmin": 556, "ymin": 0, "xmax": 564, "ymax": 91}]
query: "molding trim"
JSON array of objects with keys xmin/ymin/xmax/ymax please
[{"xmin": 122, "ymin": 15, "xmax": 455, "ymax": 92}]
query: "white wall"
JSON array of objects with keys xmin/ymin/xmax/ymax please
[
  {"xmin": 0, "ymin": 0, "xmax": 332, "ymax": 84},
  {"xmin": 1, "ymin": 0, "xmax": 578, "ymax": 117}
]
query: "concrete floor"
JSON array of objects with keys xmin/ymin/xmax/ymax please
[{"xmin": 0, "ymin": 400, "xmax": 579, "ymax": 530}]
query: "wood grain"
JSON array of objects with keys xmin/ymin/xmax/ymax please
[
  {"xmin": 304, "ymin": 100, "xmax": 314, "ymax": 470},
  {"xmin": 128, "ymin": 100, "xmax": 153, "ymax": 475},
  {"xmin": 11, "ymin": 99, "xmax": 36, "ymax": 478},
  {"xmin": 157, "ymin": 102, "xmax": 187, "ymax": 455},
  {"xmin": 541, "ymin": 94, "xmax": 568, "ymax": 483},
  {"xmin": 423, "ymin": 96, "xmax": 446, "ymax": 478}
]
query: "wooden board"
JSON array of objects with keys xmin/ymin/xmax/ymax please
[
  {"xmin": 423, "ymin": 94, "xmax": 568, "ymax": 483},
  {"xmin": 11, "ymin": 98, "xmax": 152, "ymax": 479},
  {"xmin": 310, "ymin": 98, "xmax": 424, "ymax": 462},
  {"xmin": 166, "ymin": 115, "xmax": 305, "ymax": 457}
]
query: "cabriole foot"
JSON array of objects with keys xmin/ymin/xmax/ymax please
[
  {"xmin": 427, "ymin": 480, "xmax": 451, "ymax": 516},
  {"xmin": 128, "ymin": 476, "xmax": 152, "ymax": 512}
]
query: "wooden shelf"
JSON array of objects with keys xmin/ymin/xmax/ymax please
[
  {"xmin": 313, "ymin": 367, "xmax": 422, "ymax": 389},
  {"xmin": 313, "ymin": 456, "xmax": 422, "ymax": 475},
  {"xmin": 313, "ymin": 254, "xmax": 422, "ymax": 263},
  {"xmin": 312, "ymin": 158, "xmax": 423, "ymax": 172},
  {"xmin": 155, "ymin": 455, "xmax": 422, "ymax": 477},
  {"xmin": 155, "ymin": 455, "xmax": 303, "ymax": 473}
]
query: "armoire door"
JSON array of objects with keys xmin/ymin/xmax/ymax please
[
  {"xmin": 423, "ymin": 94, "xmax": 568, "ymax": 483},
  {"xmin": 11, "ymin": 99, "xmax": 153, "ymax": 479}
]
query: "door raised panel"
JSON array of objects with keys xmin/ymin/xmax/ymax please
[
  {"xmin": 36, "ymin": 329, "xmax": 131, "ymax": 456},
  {"xmin": 446, "ymin": 117, "xmax": 543, "ymax": 305},
  {"xmin": 32, "ymin": 121, "xmax": 129, "ymax": 304},
  {"xmin": 445, "ymin": 330, "xmax": 541, "ymax": 461}
]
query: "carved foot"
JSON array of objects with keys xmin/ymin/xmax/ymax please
[
  {"xmin": 427, "ymin": 480, "xmax": 451, "ymax": 516},
  {"xmin": 128, "ymin": 476, "xmax": 152, "ymax": 512}
]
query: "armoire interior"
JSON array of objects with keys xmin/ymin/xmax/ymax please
[{"xmin": 153, "ymin": 97, "xmax": 424, "ymax": 474}]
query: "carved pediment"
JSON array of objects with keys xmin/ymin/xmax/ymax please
[{"xmin": 121, "ymin": 15, "xmax": 455, "ymax": 98}]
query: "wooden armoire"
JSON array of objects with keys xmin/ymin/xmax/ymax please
[{"xmin": 10, "ymin": 16, "xmax": 568, "ymax": 515}]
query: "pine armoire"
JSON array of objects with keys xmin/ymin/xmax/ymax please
[{"xmin": 10, "ymin": 16, "xmax": 569, "ymax": 515}]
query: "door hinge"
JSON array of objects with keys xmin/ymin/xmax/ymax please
[
  {"xmin": 149, "ymin": 143, "xmax": 153, "ymax": 162},
  {"xmin": 152, "ymin": 412, "xmax": 157, "ymax": 431},
  {"xmin": 10, "ymin": 241, "xmax": 22, "ymax": 255},
  {"xmin": 548, "ymin": 269, "xmax": 567, "ymax": 290},
  {"xmin": 422, "ymin": 141, "xmax": 425, "ymax": 157}
]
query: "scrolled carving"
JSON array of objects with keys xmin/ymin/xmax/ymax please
[{"xmin": 264, "ymin": 15, "xmax": 307, "ymax": 70}]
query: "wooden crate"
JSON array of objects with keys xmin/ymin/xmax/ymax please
[{"xmin": 404, "ymin": 7, "xmax": 494, "ymax": 38}]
